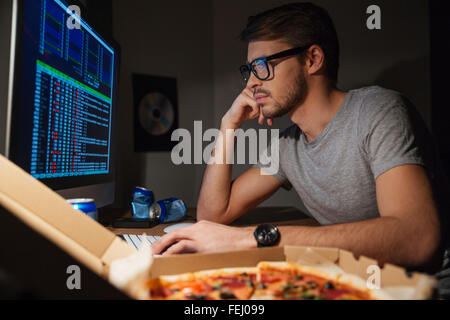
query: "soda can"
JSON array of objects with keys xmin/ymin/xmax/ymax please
[
  {"xmin": 131, "ymin": 186, "xmax": 155, "ymax": 219},
  {"xmin": 149, "ymin": 198, "xmax": 187, "ymax": 223},
  {"xmin": 67, "ymin": 198, "xmax": 98, "ymax": 221}
]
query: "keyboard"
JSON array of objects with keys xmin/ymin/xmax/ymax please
[{"xmin": 118, "ymin": 234, "xmax": 161, "ymax": 250}]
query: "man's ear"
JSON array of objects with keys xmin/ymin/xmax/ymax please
[{"xmin": 304, "ymin": 45, "xmax": 325, "ymax": 76}]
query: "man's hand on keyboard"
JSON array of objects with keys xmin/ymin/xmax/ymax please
[{"xmin": 151, "ymin": 220, "xmax": 256, "ymax": 255}]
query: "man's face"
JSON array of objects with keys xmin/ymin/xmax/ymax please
[{"xmin": 246, "ymin": 39, "xmax": 308, "ymax": 119}]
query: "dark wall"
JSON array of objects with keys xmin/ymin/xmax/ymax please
[
  {"xmin": 85, "ymin": 0, "xmax": 113, "ymax": 41},
  {"xmin": 430, "ymin": 0, "xmax": 450, "ymax": 178},
  {"xmin": 111, "ymin": 0, "xmax": 214, "ymax": 208}
]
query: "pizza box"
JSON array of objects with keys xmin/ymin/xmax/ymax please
[
  {"xmin": 0, "ymin": 154, "xmax": 136, "ymax": 299},
  {"xmin": 124, "ymin": 245, "xmax": 435, "ymax": 300},
  {"xmin": 0, "ymin": 154, "xmax": 437, "ymax": 299}
]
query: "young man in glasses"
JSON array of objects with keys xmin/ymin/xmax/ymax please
[{"xmin": 152, "ymin": 2, "xmax": 448, "ymax": 275}]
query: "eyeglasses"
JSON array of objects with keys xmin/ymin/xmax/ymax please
[{"xmin": 239, "ymin": 45, "xmax": 312, "ymax": 83}]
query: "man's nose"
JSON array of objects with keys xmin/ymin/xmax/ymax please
[{"xmin": 246, "ymin": 72, "xmax": 263, "ymax": 91}]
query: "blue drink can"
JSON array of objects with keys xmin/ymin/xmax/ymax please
[
  {"xmin": 149, "ymin": 197, "xmax": 187, "ymax": 223},
  {"xmin": 131, "ymin": 186, "xmax": 155, "ymax": 219},
  {"xmin": 67, "ymin": 198, "xmax": 98, "ymax": 221}
]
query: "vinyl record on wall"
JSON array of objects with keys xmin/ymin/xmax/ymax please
[{"xmin": 132, "ymin": 74, "xmax": 179, "ymax": 152}]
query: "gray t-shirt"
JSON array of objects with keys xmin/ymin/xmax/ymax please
[{"xmin": 257, "ymin": 86, "xmax": 447, "ymax": 226}]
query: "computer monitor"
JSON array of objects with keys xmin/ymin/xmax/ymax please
[{"xmin": 5, "ymin": 0, "xmax": 118, "ymax": 208}]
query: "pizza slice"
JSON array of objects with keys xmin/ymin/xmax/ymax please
[
  {"xmin": 250, "ymin": 262, "xmax": 375, "ymax": 300},
  {"xmin": 144, "ymin": 267, "xmax": 258, "ymax": 300},
  {"xmin": 250, "ymin": 261, "xmax": 308, "ymax": 300},
  {"xmin": 195, "ymin": 268, "xmax": 257, "ymax": 300},
  {"xmin": 144, "ymin": 272, "xmax": 216, "ymax": 300}
]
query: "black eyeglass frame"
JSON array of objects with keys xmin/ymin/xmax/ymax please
[{"xmin": 240, "ymin": 45, "xmax": 312, "ymax": 82}]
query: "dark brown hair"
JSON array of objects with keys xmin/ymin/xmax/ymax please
[{"xmin": 240, "ymin": 2, "xmax": 340, "ymax": 83}]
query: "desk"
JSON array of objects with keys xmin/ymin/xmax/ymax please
[{"xmin": 99, "ymin": 207, "xmax": 319, "ymax": 236}]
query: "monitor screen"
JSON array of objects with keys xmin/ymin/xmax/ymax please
[{"xmin": 7, "ymin": 0, "xmax": 118, "ymax": 204}]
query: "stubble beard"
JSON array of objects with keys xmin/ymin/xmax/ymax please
[{"xmin": 261, "ymin": 70, "xmax": 308, "ymax": 119}]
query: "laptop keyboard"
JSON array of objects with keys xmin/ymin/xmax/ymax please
[{"xmin": 119, "ymin": 234, "xmax": 161, "ymax": 250}]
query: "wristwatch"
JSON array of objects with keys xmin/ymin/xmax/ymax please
[{"xmin": 253, "ymin": 224, "xmax": 280, "ymax": 247}]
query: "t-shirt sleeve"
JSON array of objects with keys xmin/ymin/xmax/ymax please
[
  {"xmin": 359, "ymin": 95, "xmax": 427, "ymax": 180},
  {"xmin": 253, "ymin": 128, "xmax": 293, "ymax": 190}
]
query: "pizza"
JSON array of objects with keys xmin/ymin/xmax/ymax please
[
  {"xmin": 144, "ymin": 268, "xmax": 257, "ymax": 300},
  {"xmin": 251, "ymin": 262, "xmax": 374, "ymax": 300},
  {"xmin": 143, "ymin": 261, "xmax": 388, "ymax": 300}
]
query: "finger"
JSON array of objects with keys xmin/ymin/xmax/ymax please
[
  {"xmin": 243, "ymin": 87, "xmax": 254, "ymax": 98},
  {"xmin": 258, "ymin": 108, "xmax": 265, "ymax": 125},
  {"xmin": 267, "ymin": 118, "xmax": 273, "ymax": 126},
  {"xmin": 241, "ymin": 90, "xmax": 259, "ymax": 116},
  {"xmin": 243, "ymin": 95, "xmax": 260, "ymax": 117},
  {"xmin": 151, "ymin": 231, "xmax": 188, "ymax": 254},
  {"xmin": 162, "ymin": 240, "xmax": 196, "ymax": 256}
]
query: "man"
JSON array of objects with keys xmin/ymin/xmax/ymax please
[{"xmin": 152, "ymin": 2, "xmax": 448, "ymax": 274}]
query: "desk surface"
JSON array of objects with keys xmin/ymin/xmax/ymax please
[{"xmin": 99, "ymin": 207, "xmax": 319, "ymax": 236}]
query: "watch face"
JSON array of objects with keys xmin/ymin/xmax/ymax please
[{"xmin": 255, "ymin": 224, "xmax": 279, "ymax": 247}]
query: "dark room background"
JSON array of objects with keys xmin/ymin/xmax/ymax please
[{"xmin": 1, "ymin": 0, "xmax": 448, "ymax": 213}]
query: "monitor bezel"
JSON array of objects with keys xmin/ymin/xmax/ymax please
[{"xmin": 7, "ymin": 0, "xmax": 119, "ymax": 192}]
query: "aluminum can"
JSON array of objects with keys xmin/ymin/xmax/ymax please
[
  {"xmin": 67, "ymin": 198, "xmax": 98, "ymax": 221},
  {"xmin": 131, "ymin": 186, "xmax": 155, "ymax": 219}
]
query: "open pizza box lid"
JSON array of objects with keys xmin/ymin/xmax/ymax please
[
  {"xmin": 0, "ymin": 155, "xmax": 437, "ymax": 299},
  {"xmin": 0, "ymin": 154, "xmax": 137, "ymax": 299}
]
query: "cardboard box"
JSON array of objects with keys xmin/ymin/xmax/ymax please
[
  {"xmin": 0, "ymin": 154, "xmax": 136, "ymax": 299},
  {"xmin": 0, "ymin": 155, "xmax": 436, "ymax": 299},
  {"xmin": 142, "ymin": 246, "xmax": 436, "ymax": 299}
]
